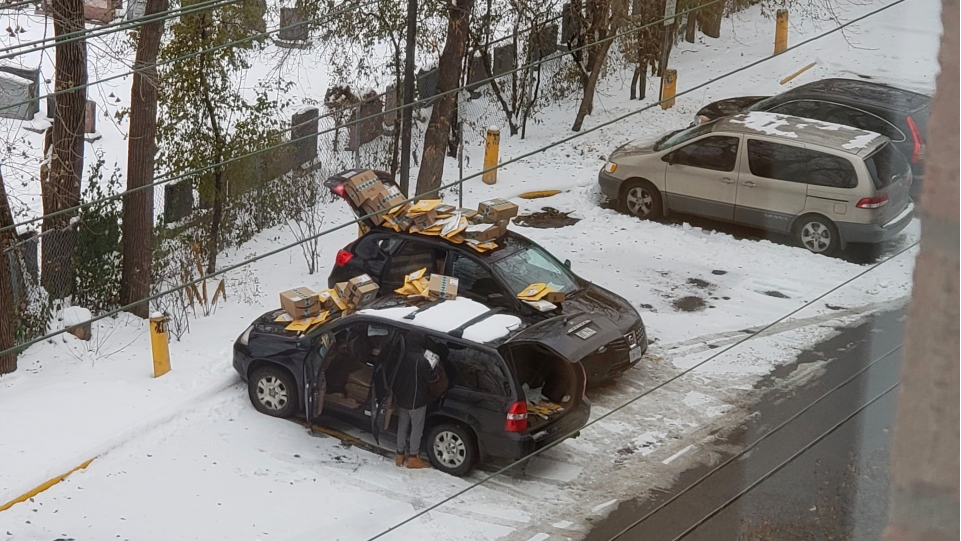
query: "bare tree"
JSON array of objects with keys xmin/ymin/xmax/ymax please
[
  {"xmin": 42, "ymin": 0, "xmax": 88, "ymax": 298},
  {"xmin": 570, "ymin": 0, "xmax": 628, "ymax": 131},
  {"xmin": 120, "ymin": 0, "xmax": 169, "ymax": 319},
  {"xmin": 415, "ymin": 0, "xmax": 476, "ymax": 196}
]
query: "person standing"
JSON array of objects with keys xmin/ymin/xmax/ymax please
[{"xmin": 392, "ymin": 329, "xmax": 434, "ymax": 469}]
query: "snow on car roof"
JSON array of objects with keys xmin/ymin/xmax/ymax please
[
  {"xmin": 358, "ymin": 297, "xmax": 522, "ymax": 343},
  {"xmin": 719, "ymin": 112, "xmax": 885, "ymax": 155}
]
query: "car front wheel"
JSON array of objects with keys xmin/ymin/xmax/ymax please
[
  {"xmin": 426, "ymin": 423, "xmax": 477, "ymax": 476},
  {"xmin": 796, "ymin": 216, "xmax": 840, "ymax": 256},
  {"xmin": 249, "ymin": 366, "xmax": 299, "ymax": 418},
  {"xmin": 620, "ymin": 180, "xmax": 663, "ymax": 220}
]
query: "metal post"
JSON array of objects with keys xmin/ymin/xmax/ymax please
[
  {"xmin": 458, "ymin": 120, "xmax": 464, "ymax": 208},
  {"xmin": 352, "ymin": 103, "xmax": 361, "ymax": 169},
  {"xmin": 399, "ymin": 0, "xmax": 417, "ymax": 197},
  {"xmin": 774, "ymin": 9, "xmax": 789, "ymax": 55},
  {"xmin": 150, "ymin": 312, "xmax": 171, "ymax": 377}
]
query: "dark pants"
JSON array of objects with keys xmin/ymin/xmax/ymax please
[{"xmin": 396, "ymin": 406, "xmax": 426, "ymax": 456}]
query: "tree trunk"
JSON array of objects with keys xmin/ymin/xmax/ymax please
[
  {"xmin": 42, "ymin": 0, "xmax": 87, "ymax": 299},
  {"xmin": 120, "ymin": 0, "xmax": 167, "ymax": 319},
  {"xmin": 685, "ymin": 11, "xmax": 696, "ymax": 43},
  {"xmin": 414, "ymin": 0, "xmax": 475, "ymax": 197},
  {"xmin": 0, "ymin": 168, "xmax": 19, "ymax": 374},
  {"xmin": 698, "ymin": 0, "xmax": 723, "ymax": 38},
  {"xmin": 572, "ymin": 39, "xmax": 615, "ymax": 131}
]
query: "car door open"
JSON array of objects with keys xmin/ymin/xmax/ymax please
[{"xmin": 305, "ymin": 332, "xmax": 335, "ymax": 423}]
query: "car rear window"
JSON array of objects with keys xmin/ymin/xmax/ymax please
[
  {"xmin": 864, "ymin": 143, "xmax": 910, "ymax": 190},
  {"xmin": 746, "ymin": 140, "xmax": 858, "ymax": 189}
]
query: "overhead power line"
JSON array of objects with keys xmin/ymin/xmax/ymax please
[
  {"xmin": 0, "ymin": 0, "xmax": 731, "ymax": 234},
  {"xmin": 0, "ymin": 0, "xmax": 913, "ymax": 364}
]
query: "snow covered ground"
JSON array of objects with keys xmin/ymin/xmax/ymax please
[{"xmin": 0, "ymin": 0, "xmax": 941, "ymax": 539}]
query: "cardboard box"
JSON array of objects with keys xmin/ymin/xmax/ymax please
[
  {"xmin": 347, "ymin": 274, "xmax": 380, "ymax": 306},
  {"xmin": 410, "ymin": 209, "xmax": 438, "ymax": 229},
  {"xmin": 361, "ymin": 200, "xmax": 387, "ymax": 226},
  {"xmin": 280, "ymin": 287, "xmax": 322, "ymax": 319},
  {"xmin": 344, "ymin": 170, "xmax": 383, "ymax": 206},
  {"xmin": 464, "ymin": 222, "xmax": 501, "ymax": 242},
  {"xmin": 477, "ymin": 198, "xmax": 519, "ymax": 223},
  {"xmin": 428, "ymin": 274, "xmax": 459, "ymax": 300},
  {"xmin": 335, "ymin": 281, "xmax": 350, "ymax": 304}
]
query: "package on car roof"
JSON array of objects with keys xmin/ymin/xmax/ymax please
[
  {"xmin": 332, "ymin": 169, "xmax": 526, "ymax": 252},
  {"xmin": 428, "ymin": 274, "xmax": 459, "ymax": 300}
]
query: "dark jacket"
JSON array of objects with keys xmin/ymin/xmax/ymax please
[{"xmin": 392, "ymin": 329, "xmax": 433, "ymax": 410}]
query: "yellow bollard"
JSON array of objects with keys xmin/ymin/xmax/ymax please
[
  {"xmin": 774, "ymin": 9, "xmax": 788, "ymax": 54},
  {"xmin": 660, "ymin": 70, "xmax": 677, "ymax": 110},
  {"xmin": 482, "ymin": 127, "xmax": 500, "ymax": 185},
  {"xmin": 150, "ymin": 313, "xmax": 171, "ymax": 378}
]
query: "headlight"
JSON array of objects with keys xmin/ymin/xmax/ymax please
[
  {"xmin": 239, "ymin": 324, "xmax": 254, "ymax": 346},
  {"xmin": 604, "ymin": 162, "xmax": 618, "ymax": 173}
]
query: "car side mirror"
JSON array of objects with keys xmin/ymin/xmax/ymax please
[
  {"xmin": 564, "ymin": 259, "xmax": 572, "ymax": 269},
  {"xmin": 663, "ymin": 152, "xmax": 675, "ymax": 165}
]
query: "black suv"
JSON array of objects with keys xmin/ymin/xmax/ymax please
[
  {"xmin": 328, "ymin": 220, "xmax": 647, "ymax": 385},
  {"xmin": 233, "ymin": 296, "xmax": 599, "ymax": 475},
  {"xmin": 694, "ymin": 78, "xmax": 930, "ymax": 196}
]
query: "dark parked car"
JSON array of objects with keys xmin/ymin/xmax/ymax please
[
  {"xmin": 233, "ymin": 295, "xmax": 598, "ymax": 475},
  {"xmin": 694, "ymin": 78, "xmax": 930, "ymax": 196},
  {"xmin": 324, "ymin": 172, "xmax": 648, "ymax": 385}
]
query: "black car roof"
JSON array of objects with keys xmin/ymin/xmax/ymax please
[
  {"xmin": 366, "ymin": 227, "xmax": 529, "ymax": 262},
  {"xmin": 254, "ymin": 295, "xmax": 528, "ymax": 347},
  {"xmin": 781, "ymin": 78, "xmax": 930, "ymax": 113}
]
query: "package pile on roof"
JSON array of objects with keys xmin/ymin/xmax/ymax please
[
  {"xmin": 338, "ymin": 169, "xmax": 519, "ymax": 253},
  {"xmin": 276, "ymin": 274, "xmax": 381, "ymax": 333},
  {"xmin": 516, "ymin": 282, "xmax": 566, "ymax": 312},
  {"xmin": 394, "ymin": 268, "xmax": 460, "ymax": 301}
]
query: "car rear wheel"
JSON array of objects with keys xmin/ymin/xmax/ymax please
[
  {"xmin": 796, "ymin": 216, "xmax": 840, "ymax": 256},
  {"xmin": 620, "ymin": 180, "xmax": 663, "ymax": 220},
  {"xmin": 249, "ymin": 366, "xmax": 298, "ymax": 418},
  {"xmin": 426, "ymin": 423, "xmax": 477, "ymax": 476}
]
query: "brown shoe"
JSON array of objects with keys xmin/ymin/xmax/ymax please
[
  {"xmin": 406, "ymin": 456, "xmax": 430, "ymax": 469},
  {"xmin": 395, "ymin": 454, "xmax": 406, "ymax": 467}
]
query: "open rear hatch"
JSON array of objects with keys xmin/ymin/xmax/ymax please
[
  {"xmin": 501, "ymin": 312, "xmax": 619, "ymax": 430},
  {"xmin": 325, "ymin": 169, "xmax": 398, "ymax": 229}
]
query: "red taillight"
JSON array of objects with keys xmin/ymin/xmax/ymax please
[
  {"xmin": 856, "ymin": 194, "xmax": 889, "ymax": 209},
  {"xmin": 335, "ymin": 249, "xmax": 353, "ymax": 267},
  {"xmin": 332, "ymin": 183, "xmax": 347, "ymax": 197},
  {"xmin": 505, "ymin": 401, "xmax": 528, "ymax": 432},
  {"xmin": 906, "ymin": 116, "xmax": 924, "ymax": 164}
]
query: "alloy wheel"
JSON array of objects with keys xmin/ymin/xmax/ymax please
[
  {"xmin": 432, "ymin": 430, "xmax": 467, "ymax": 468},
  {"xmin": 626, "ymin": 186, "xmax": 654, "ymax": 217},
  {"xmin": 256, "ymin": 375, "xmax": 289, "ymax": 411},
  {"xmin": 800, "ymin": 221, "xmax": 833, "ymax": 253}
]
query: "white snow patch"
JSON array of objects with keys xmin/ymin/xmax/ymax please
[
  {"xmin": 62, "ymin": 306, "xmax": 92, "ymax": 327},
  {"xmin": 631, "ymin": 431, "xmax": 665, "ymax": 456},
  {"xmin": 592, "ymin": 499, "xmax": 620, "ymax": 513},
  {"xmin": 462, "ymin": 313, "xmax": 523, "ymax": 342},
  {"xmin": 728, "ymin": 112, "xmax": 798, "ymax": 138},
  {"xmin": 842, "ymin": 132, "xmax": 881, "ymax": 150},
  {"xmin": 662, "ymin": 445, "xmax": 695, "ymax": 465}
]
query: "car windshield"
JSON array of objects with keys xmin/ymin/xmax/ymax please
[
  {"xmin": 653, "ymin": 121, "xmax": 718, "ymax": 150},
  {"xmin": 491, "ymin": 244, "xmax": 579, "ymax": 296}
]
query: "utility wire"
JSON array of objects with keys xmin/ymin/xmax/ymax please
[
  {"xmin": 0, "ymin": 0, "xmax": 914, "ymax": 360},
  {"xmin": 0, "ymin": 0, "xmax": 49, "ymax": 13},
  {"xmin": 0, "ymin": 0, "xmax": 241, "ymax": 59},
  {"xmin": 361, "ymin": 239, "xmax": 916, "ymax": 541},
  {"xmin": 608, "ymin": 343, "xmax": 903, "ymax": 541},
  {"xmin": 0, "ymin": 0, "xmax": 728, "ymax": 234},
  {"xmin": 670, "ymin": 381, "xmax": 901, "ymax": 541}
]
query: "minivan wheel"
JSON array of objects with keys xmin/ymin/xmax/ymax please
[
  {"xmin": 796, "ymin": 216, "xmax": 840, "ymax": 256},
  {"xmin": 249, "ymin": 366, "xmax": 298, "ymax": 418},
  {"xmin": 620, "ymin": 180, "xmax": 663, "ymax": 220},
  {"xmin": 426, "ymin": 424, "xmax": 476, "ymax": 476}
]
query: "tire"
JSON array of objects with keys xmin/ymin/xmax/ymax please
[
  {"xmin": 619, "ymin": 180, "xmax": 663, "ymax": 220},
  {"xmin": 248, "ymin": 366, "xmax": 299, "ymax": 418},
  {"xmin": 426, "ymin": 423, "xmax": 477, "ymax": 476},
  {"xmin": 795, "ymin": 215, "xmax": 840, "ymax": 256}
]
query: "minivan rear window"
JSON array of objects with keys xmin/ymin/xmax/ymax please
[
  {"xmin": 864, "ymin": 143, "xmax": 910, "ymax": 190},
  {"xmin": 746, "ymin": 140, "xmax": 858, "ymax": 189}
]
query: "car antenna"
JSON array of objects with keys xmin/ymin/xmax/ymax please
[{"xmin": 403, "ymin": 298, "xmax": 446, "ymax": 320}]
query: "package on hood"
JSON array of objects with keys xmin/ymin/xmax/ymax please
[{"xmin": 280, "ymin": 287, "xmax": 322, "ymax": 319}]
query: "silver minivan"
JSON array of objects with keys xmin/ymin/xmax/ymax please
[{"xmin": 597, "ymin": 112, "xmax": 915, "ymax": 255}]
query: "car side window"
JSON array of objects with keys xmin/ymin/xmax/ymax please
[
  {"xmin": 668, "ymin": 136, "xmax": 739, "ymax": 172},
  {"xmin": 452, "ymin": 254, "xmax": 504, "ymax": 300},
  {"xmin": 383, "ymin": 241, "xmax": 447, "ymax": 288},
  {"xmin": 746, "ymin": 139, "xmax": 858, "ymax": 189},
  {"xmin": 446, "ymin": 344, "xmax": 510, "ymax": 396}
]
